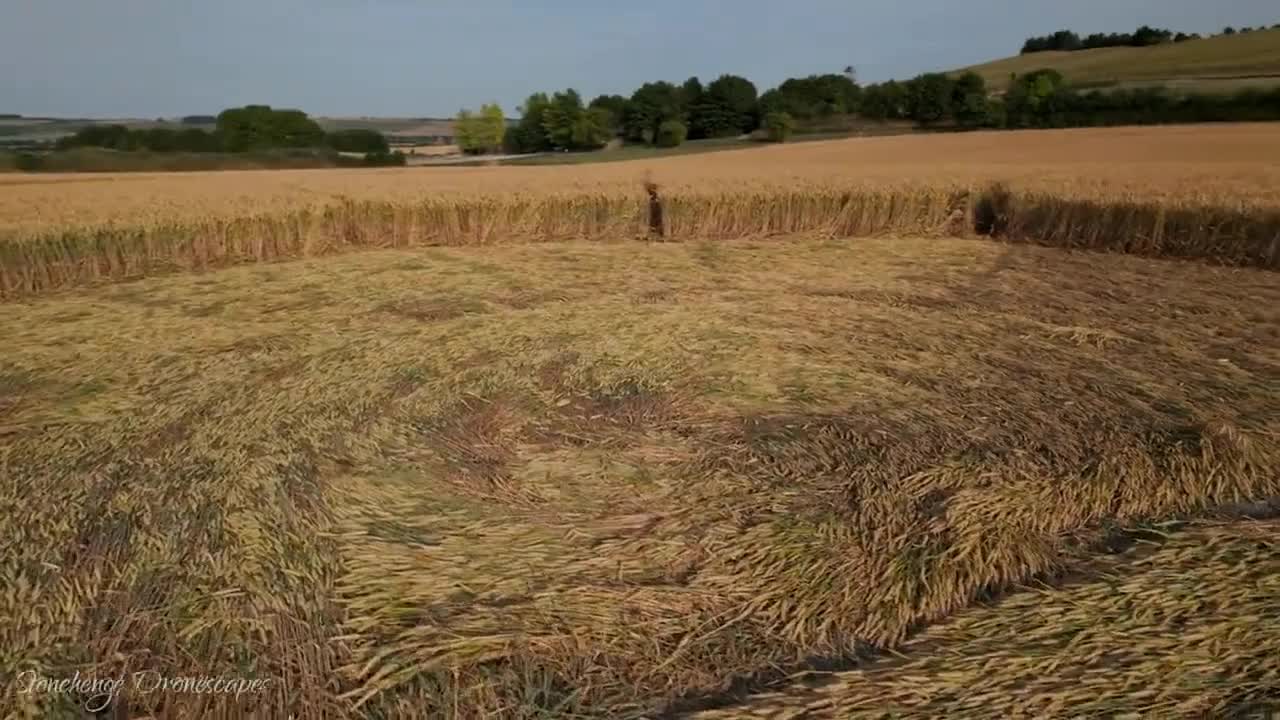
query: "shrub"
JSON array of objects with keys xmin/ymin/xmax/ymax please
[
  {"xmin": 763, "ymin": 112, "xmax": 795, "ymax": 142},
  {"xmin": 327, "ymin": 129, "xmax": 390, "ymax": 154},
  {"xmin": 362, "ymin": 150, "xmax": 407, "ymax": 167},
  {"xmin": 655, "ymin": 120, "xmax": 687, "ymax": 148},
  {"xmin": 216, "ymin": 105, "xmax": 326, "ymax": 152},
  {"xmin": 14, "ymin": 152, "xmax": 43, "ymax": 171}
]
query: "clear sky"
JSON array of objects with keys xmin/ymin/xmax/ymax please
[{"xmin": 3, "ymin": 1, "xmax": 1276, "ymax": 118}]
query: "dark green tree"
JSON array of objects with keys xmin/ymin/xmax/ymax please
[
  {"xmin": 679, "ymin": 76, "xmax": 705, "ymax": 135},
  {"xmin": 587, "ymin": 94, "xmax": 629, "ymax": 135},
  {"xmin": 688, "ymin": 74, "xmax": 759, "ymax": 138},
  {"xmin": 139, "ymin": 128, "xmax": 179, "ymax": 152},
  {"xmin": 215, "ymin": 105, "xmax": 325, "ymax": 151},
  {"xmin": 758, "ymin": 88, "xmax": 786, "ymax": 117},
  {"xmin": 541, "ymin": 89, "xmax": 612, "ymax": 151},
  {"xmin": 1004, "ymin": 69, "xmax": 1070, "ymax": 127},
  {"xmin": 326, "ymin": 129, "xmax": 390, "ymax": 154},
  {"xmin": 763, "ymin": 74, "xmax": 859, "ymax": 120},
  {"xmin": 507, "ymin": 93, "xmax": 553, "ymax": 153},
  {"xmin": 625, "ymin": 81, "xmax": 682, "ymax": 143},
  {"xmin": 906, "ymin": 73, "xmax": 954, "ymax": 125},
  {"xmin": 1131, "ymin": 25, "xmax": 1174, "ymax": 45},
  {"xmin": 56, "ymin": 124, "xmax": 134, "ymax": 150},
  {"xmin": 680, "ymin": 76, "xmax": 704, "ymax": 110},
  {"xmin": 542, "ymin": 89, "xmax": 585, "ymax": 149},
  {"xmin": 859, "ymin": 81, "xmax": 908, "ymax": 120},
  {"xmin": 573, "ymin": 108, "xmax": 614, "ymax": 149},
  {"xmin": 175, "ymin": 128, "xmax": 221, "ymax": 152},
  {"xmin": 950, "ymin": 72, "xmax": 992, "ymax": 128}
]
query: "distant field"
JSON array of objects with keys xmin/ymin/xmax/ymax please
[
  {"xmin": 0, "ymin": 115, "xmax": 458, "ymax": 147},
  {"xmin": 960, "ymin": 27, "xmax": 1280, "ymax": 93},
  {"xmin": 3, "ymin": 123, "xmax": 1279, "ymax": 235}
]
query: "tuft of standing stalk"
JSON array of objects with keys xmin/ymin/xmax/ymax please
[{"xmin": 1, "ymin": 184, "xmax": 1277, "ymax": 298}]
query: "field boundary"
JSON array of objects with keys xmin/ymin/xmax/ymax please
[{"xmin": 2, "ymin": 184, "xmax": 1277, "ymax": 298}]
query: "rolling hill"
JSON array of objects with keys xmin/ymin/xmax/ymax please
[{"xmin": 958, "ymin": 26, "xmax": 1280, "ymax": 93}]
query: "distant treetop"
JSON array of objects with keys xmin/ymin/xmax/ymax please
[{"xmin": 1019, "ymin": 24, "xmax": 1218, "ymax": 54}]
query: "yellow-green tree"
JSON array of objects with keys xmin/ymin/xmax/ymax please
[{"xmin": 455, "ymin": 103, "xmax": 506, "ymax": 155}]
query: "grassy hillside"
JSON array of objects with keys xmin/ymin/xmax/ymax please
[{"xmin": 959, "ymin": 27, "xmax": 1280, "ymax": 93}]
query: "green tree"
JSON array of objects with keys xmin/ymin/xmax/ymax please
[
  {"xmin": 689, "ymin": 74, "xmax": 759, "ymax": 138},
  {"xmin": 57, "ymin": 124, "xmax": 135, "ymax": 151},
  {"xmin": 950, "ymin": 72, "xmax": 992, "ymax": 128},
  {"xmin": 711, "ymin": 74, "xmax": 759, "ymax": 132},
  {"xmin": 680, "ymin": 77, "xmax": 704, "ymax": 133},
  {"xmin": 139, "ymin": 128, "xmax": 179, "ymax": 152},
  {"xmin": 655, "ymin": 119, "xmax": 687, "ymax": 147},
  {"xmin": 758, "ymin": 88, "xmax": 786, "ymax": 117},
  {"xmin": 175, "ymin": 128, "xmax": 221, "ymax": 152},
  {"xmin": 587, "ymin": 94, "xmax": 629, "ymax": 135},
  {"xmin": 507, "ymin": 93, "xmax": 553, "ymax": 153},
  {"xmin": 542, "ymin": 89, "xmax": 585, "ymax": 149},
  {"xmin": 216, "ymin": 105, "xmax": 325, "ymax": 151},
  {"xmin": 768, "ymin": 74, "xmax": 861, "ymax": 119},
  {"xmin": 454, "ymin": 103, "xmax": 505, "ymax": 155},
  {"xmin": 326, "ymin": 129, "xmax": 390, "ymax": 154},
  {"xmin": 480, "ymin": 103, "xmax": 506, "ymax": 151},
  {"xmin": 574, "ymin": 108, "xmax": 614, "ymax": 149},
  {"xmin": 1004, "ymin": 70, "xmax": 1069, "ymax": 127},
  {"xmin": 763, "ymin": 111, "xmax": 795, "ymax": 142},
  {"xmin": 625, "ymin": 81, "xmax": 682, "ymax": 143},
  {"xmin": 859, "ymin": 81, "xmax": 908, "ymax": 120},
  {"xmin": 540, "ymin": 90, "xmax": 612, "ymax": 151},
  {"xmin": 906, "ymin": 73, "xmax": 954, "ymax": 125},
  {"xmin": 454, "ymin": 109, "xmax": 481, "ymax": 153}
]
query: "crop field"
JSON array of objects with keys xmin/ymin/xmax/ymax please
[
  {"xmin": 5, "ymin": 124, "xmax": 1280, "ymax": 229},
  {"xmin": 2, "ymin": 124, "xmax": 1280, "ymax": 299},
  {"xmin": 1, "ymin": 122, "xmax": 1279, "ymax": 718}
]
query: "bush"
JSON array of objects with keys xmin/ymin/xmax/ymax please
[
  {"xmin": 655, "ymin": 120, "xmax": 687, "ymax": 147},
  {"xmin": 763, "ymin": 112, "xmax": 795, "ymax": 142},
  {"xmin": 327, "ymin": 129, "xmax": 390, "ymax": 154},
  {"xmin": 14, "ymin": 152, "xmax": 43, "ymax": 171},
  {"xmin": 216, "ymin": 105, "xmax": 326, "ymax": 152},
  {"xmin": 362, "ymin": 150, "xmax": 407, "ymax": 167}
]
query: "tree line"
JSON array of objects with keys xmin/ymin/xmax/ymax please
[
  {"xmin": 1021, "ymin": 23, "xmax": 1278, "ymax": 54},
  {"xmin": 454, "ymin": 69, "xmax": 1003, "ymax": 155},
  {"xmin": 848, "ymin": 69, "xmax": 1280, "ymax": 130},
  {"xmin": 55, "ymin": 106, "xmax": 405, "ymax": 165},
  {"xmin": 452, "ymin": 55, "xmax": 1280, "ymax": 156},
  {"xmin": 997, "ymin": 70, "xmax": 1280, "ymax": 128},
  {"xmin": 454, "ymin": 71, "xmax": 867, "ymax": 154}
]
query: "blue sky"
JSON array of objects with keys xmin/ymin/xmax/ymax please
[{"xmin": 2, "ymin": 1, "xmax": 1276, "ymax": 118}]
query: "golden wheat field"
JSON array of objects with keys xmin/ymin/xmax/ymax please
[
  {"xmin": 1, "ymin": 123, "xmax": 1279, "ymax": 718},
  {"xmin": 2, "ymin": 124, "xmax": 1279, "ymax": 299},
  {"xmin": 5, "ymin": 124, "xmax": 1280, "ymax": 227}
]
